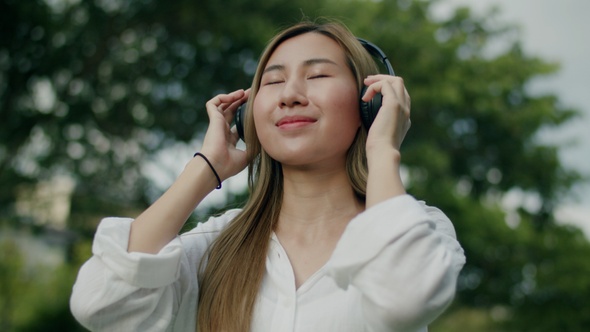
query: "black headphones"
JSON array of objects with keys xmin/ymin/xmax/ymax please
[{"xmin": 235, "ymin": 37, "xmax": 395, "ymax": 141}]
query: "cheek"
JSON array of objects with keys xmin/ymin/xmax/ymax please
[
  {"xmin": 252, "ymin": 96, "xmax": 271, "ymax": 142},
  {"xmin": 329, "ymin": 86, "xmax": 361, "ymax": 129}
]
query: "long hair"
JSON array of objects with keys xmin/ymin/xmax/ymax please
[{"xmin": 196, "ymin": 19, "xmax": 380, "ymax": 331}]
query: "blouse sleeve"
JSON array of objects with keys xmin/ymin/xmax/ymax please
[
  {"xmin": 70, "ymin": 210, "xmax": 239, "ymax": 331},
  {"xmin": 326, "ymin": 194, "xmax": 466, "ymax": 332}
]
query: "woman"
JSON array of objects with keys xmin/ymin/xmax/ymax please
[{"xmin": 70, "ymin": 20, "xmax": 465, "ymax": 332}]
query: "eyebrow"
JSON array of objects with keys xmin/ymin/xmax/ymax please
[{"xmin": 262, "ymin": 58, "xmax": 339, "ymax": 74}]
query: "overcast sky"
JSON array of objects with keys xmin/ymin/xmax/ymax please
[{"xmin": 432, "ymin": 0, "xmax": 590, "ymax": 236}]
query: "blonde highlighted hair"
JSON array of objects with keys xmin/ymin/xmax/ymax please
[{"xmin": 197, "ymin": 19, "xmax": 380, "ymax": 331}]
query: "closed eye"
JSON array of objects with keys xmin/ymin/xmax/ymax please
[
  {"xmin": 309, "ymin": 74, "xmax": 329, "ymax": 79},
  {"xmin": 264, "ymin": 80, "xmax": 284, "ymax": 86}
]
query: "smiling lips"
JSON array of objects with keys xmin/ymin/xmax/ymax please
[{"xmin": 276, "ymin": 116, "xmax": 317, "ymax": 129}]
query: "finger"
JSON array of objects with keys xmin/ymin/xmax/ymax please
[
  {"xmin": 229, "ymin": 125, "xmax": 240, "ymax": 146},
  {"xmin": 363, "ymin": 79, "xmax": 403, "ymax": 105},
  {"xmin": 206, "ymin": 89, "xmax": 245, "ymax": 109},
  {"xmin": 363, "ymin": 74, "xmax": 395, "ymax": 85},
  {"xmin": 206, "ymin": 89, "xmax": 246, "ymax": 121},
  {"xmin": 362, "ymin": 76, "xmax": 403, "ymax": 102},
  {"xmin": 388, "ymin": 78, "xmax": 409, "ymax": 113},
  {"xmin": 223, "ymin": 90, "xmax": 251, "ymax": 120},
  {"xmin": 222, "ymin": 98, "xmax": 245, "ymax": 124},
  {"xmin": 404, "ymin": 87, "xmax": 411, "ymax": 114},
  {"xmin": 378, "ymin": 80, "xmax": 404, "ymax": 112}
]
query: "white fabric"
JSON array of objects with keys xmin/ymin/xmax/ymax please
[{"xmin": 70, "ymin": 195, "xmax": 465, "ymax": 332}]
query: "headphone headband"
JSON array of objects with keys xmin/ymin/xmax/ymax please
[{"xmin": 357, "ymin": 38, "xmax": 395, "ymax": 76}]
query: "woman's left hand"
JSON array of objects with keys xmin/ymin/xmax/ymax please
[{"xmin": 361, "ymin": 75, "xmax": 411, "ymax": 153}]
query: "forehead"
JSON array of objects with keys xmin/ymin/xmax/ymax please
[{"xmin": 265, "ymin": 32, "xmax": 347, "ymax": 68}]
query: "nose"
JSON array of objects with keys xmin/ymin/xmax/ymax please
[{"xmin": 279, "ymin": 78, "xmax": 308, "ymax": 109}]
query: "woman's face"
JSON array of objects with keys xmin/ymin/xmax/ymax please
[{"xmin": 253, "ymin": 32, "xmax": 360, "ymax": 169}]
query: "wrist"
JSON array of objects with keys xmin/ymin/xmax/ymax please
[
  {"xmin": 193, "ymin": 152, "xmax": 222, "ymax": 189},
  {"xmin": 366, "ymin": 145, "xmax": 401, "ymax": 168},
  {"xmin": 365, "ymin": 147, "xmax": 406, "ymax": 207},
  {"xmin": 183, "ymin": 155, "xmax": 223, "ymax": 191}
]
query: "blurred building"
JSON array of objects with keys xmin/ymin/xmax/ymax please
[{"xmin": 6, "ymin": 175, "xmax": 77, "ymax": 268}]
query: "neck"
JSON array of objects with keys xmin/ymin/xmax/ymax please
[{"xmin": 276, "ymin": 165, "xmax": 364, "ymax": 240}]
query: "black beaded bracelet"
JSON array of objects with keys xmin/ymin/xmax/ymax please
[{"xmin": 193, "ymin": 152, "xmax": 222, "ymax": 189}]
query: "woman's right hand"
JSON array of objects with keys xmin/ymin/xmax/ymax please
[
  {"xmin": 128, "ymin": 89, "xmax": 250, "ymax": 254},
  {"xmin": 199, "ymin": 89, "xmax": 250, "ymax": 182}
]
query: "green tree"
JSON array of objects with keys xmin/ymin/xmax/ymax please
[
  {"xmin": 1, "ymin": 0, "xmax": 588, "ymax": 330},
  {"xmin": 0, "ymin": 239, "xmax": 26, "ymax": 331},
  {"xmin": 0, "ymin": 0, "xmax": 325, "ymax": 224}
]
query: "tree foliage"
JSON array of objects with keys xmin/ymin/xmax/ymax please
[{"xmin": 1, "ymin": 0, "xmax": 587, "ymax": 330}]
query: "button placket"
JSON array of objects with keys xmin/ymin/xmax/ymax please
[{"xmin": 269, "ymin": 234, "xmax": 298, "ymax": 331}]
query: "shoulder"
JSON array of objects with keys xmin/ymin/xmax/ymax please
[{"xmin": 351, "ymin": 194, "xmax": 459, "ymax": 241}]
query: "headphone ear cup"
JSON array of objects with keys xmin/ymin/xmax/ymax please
[
  {"xmin": 235, "ymin": 102, "xmax": 246, "ymax": 141},
  {"xmin": 359, "ymin": 86, "xmax": 382, "ymax": 129}
]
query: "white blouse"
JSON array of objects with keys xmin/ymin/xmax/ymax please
[{"xmin": 70, "ymin": 194, "xmax": 465, "ymax": 332}]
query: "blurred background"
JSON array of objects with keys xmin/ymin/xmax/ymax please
[{"xmin": 1, "ymin": 0, "xmax": 588, "ymax": 331}]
